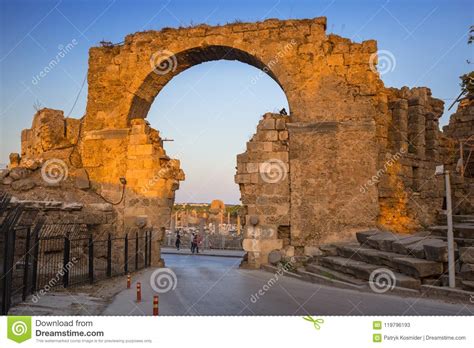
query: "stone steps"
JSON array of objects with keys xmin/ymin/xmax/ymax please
[
  {"xmin": 437, "ymin": 214, "xmax": 474, "ymax": 224},
  {"xmin": 429, "ymin": 224, "xmax": 474, "ymax": 239},
  {"xmin": 461, "ymin": 280, "xmax": 474, "ymax": 291},
  {"xmin": 334, "ymin": 243, "xmax": 444, "ymax": 278},
  {"xmin": 304, "ymin": 263, "xmax": 365, "ymax": 286},
  {"xmin": 428, "ymin": 235, "xmax": 474, "ymax": 248},
  {"xmin": 358, "ymin": 231, "xmax": 450, "ymax": 261},
  {"xmin": 299, "ymin": 228, "xmax": 474, "ymax": 293},
  {"xmin": 317, "ymin": 256, "xmax": 421, "ymax": 290}
]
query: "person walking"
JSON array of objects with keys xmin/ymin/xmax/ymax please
[
  {"xmin": 190, "ymin": 233, "xmax": 196, "ymax": 253},
  {"xmin": 175, "ymin": 232, "xmax": 181, "ymax": 250},
  {"xmin": 195, "ymin": 234, "xmax": 202, "ymax": 254}
]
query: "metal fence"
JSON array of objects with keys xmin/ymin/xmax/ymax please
[
  {"xmin": 35, "ymin": 229, "xmax": 151, "ymax": 290},
  {"xmin": 163, "ymin": 230, "xmax": 243, "ymax": 250},
  {"xmin": 0, "ymin": 192, "xmax": 152, "ymax": 314}
]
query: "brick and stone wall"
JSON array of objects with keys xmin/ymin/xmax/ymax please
[
  {"xmin": 377, "ymin": 87, "xmax": 446, "ymax": 232},
  {"xmin": 235, "ymin": 113, "xmax": 290, "ymax": 267},
  {"xmin": 2, "ymin": 108, "xmax": 184, "ymax": 266}
]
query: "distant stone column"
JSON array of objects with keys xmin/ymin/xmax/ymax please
[
  {"xmin": 170, "ymin": 218, "xmax": 175, "ymax": 234},
  {"xmin": 199, "ymin": 218, "xmax": 205, "ymax": 235},
  {"xmin": 237, "ymin": 215, "xmax": 241, "ymax": 235}
]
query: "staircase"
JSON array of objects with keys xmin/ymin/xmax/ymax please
[{"xmin": 298, "ymin": 215, "xmax": 474, "ymax": 293}]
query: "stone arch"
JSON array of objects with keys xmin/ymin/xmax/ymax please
[
  {"xmin": 80, "ymin": 17, "xmax": 386, "ymax": 267},
  {"xmin": 127, "ymin": 45, "xmax": 289, "ymax": 122}
]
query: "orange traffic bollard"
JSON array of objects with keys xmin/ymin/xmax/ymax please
[
  {"xmin": 153, "ymin": 295, "xmax": 159, "ymax": 316},
  {"xmin": 136, "ymin": 282, "xmax": 142, "ymax": 302},
  {"xmin": 127, "ymin": 274, "xmax": 131, "ymax": 289}
]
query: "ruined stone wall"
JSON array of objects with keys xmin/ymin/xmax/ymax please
[
  {"xmin": 21, "ymin": 108, "xmax": 81, "ymax": 160},
  {"xmin": 288, "ymin": 34, "xmax": 382, "ymax": 250},
  {"xmin": 443, "ymin": 96, "xmax": 474, "ymax": 213},
  {"xmin": 376, "ymin": 87, "xmax": 446, "ymax": 232},
  {"xmin": 235, "ymin": 113, "xmax": 290, "ymax": 267},
  {"xmin": 2, "ymin": 108, "xmax": 184, "ymax": 266}
]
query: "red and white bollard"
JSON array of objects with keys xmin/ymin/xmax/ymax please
[
  {"xmin": 153, "ymin": 295, "xmax": 159, "ymax": 316},
  {"xmin": 127, "ymin": 274, "xmax": 131, "ymax": 289},
  {"xmin": 136, "ymin": 282, "xmax": 142, "ymax": 302}
]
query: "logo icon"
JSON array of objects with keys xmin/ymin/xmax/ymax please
[
  {"xmin": 149, "ymin": 268, "xmax": 178, "ymax": 293},
  {"xmin": 259, "ymin": 159, "xmax": 288, "ymax": 183},
  {"xmin": 369, "ymin": 49, "xmax": 396, "ymax": 76},
  {"xmin": 7, "ymin": 316, "xmax": 32, "ymax": 343},
  {"xmin": 41, "ymin": 158, "xmax": 68, "ymax": 184},
  {"xmin": 149, "ymin": 50, "xmax": 178, "ymax": 75},
  {"xmin": 369, "ymin": 268, "xmax": 396, "ymax": 293},
  {"xmin": 303, "ymin": 315, "xmax": 324, "ymax": 330}
]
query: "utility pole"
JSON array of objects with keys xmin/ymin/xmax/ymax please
[
  {"xmin": 436, "ymin": 165, "xmax": 455, "ymax": 288},
  {"xmin": 445, "ymin": 170, "xmax": 456, "ymax": 288}
]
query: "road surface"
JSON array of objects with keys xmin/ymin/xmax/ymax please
[{"xmin": 103, "ymin": 254, "xmax": 474, "ymax": 316}]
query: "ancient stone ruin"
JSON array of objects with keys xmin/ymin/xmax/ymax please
[{"xmin": 1, "ymin": 17, "xmax": 473, "ymax": 272}]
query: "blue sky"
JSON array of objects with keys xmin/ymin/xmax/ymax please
[{"xmin": 0, "ymin": 0, "xmax": 472, "ymax": 203}]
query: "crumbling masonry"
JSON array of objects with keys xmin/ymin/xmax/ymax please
[{"xmin": 1, "ymin": 17, "xmax": 473, "ymax": 268}]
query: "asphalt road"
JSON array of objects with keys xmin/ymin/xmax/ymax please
[{"xmin": 103, "ymin": 254, "xmax": 474, "ymax": 316}]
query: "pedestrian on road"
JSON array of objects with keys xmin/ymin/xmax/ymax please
[
  {"xmin": 191, "ymin": 232, "xmax": 196, "ymax": 253},
  {"xmin": 175, "ymin": 232, "xmax": 181, "ymax": 250},
  {"xmin": 195, "ymin": 234, "xmax": 202, "ymax": 254}
]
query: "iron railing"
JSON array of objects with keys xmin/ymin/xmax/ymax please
[{"xmin": 0, "ymin": 191, "xmax": 153, "ymax": 314}]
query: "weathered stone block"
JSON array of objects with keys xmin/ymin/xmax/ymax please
[
  {"xmin": 423, "ymin": 239, "xmax": 450, "ymax": 262},
  {"xmin": 304, "ymin": 246, "xmax": 323, "ymax": 257},
  {"xmin": 327, "ymin": 54, "xmax": 344, "ymax": 66},
  {"xmin": 258, "ymin": 118, "xmax": 275, "ymax": 130},
  {"xmin": 11, "ymin": 179, "xmax": 35, "ymax": 191},
  {"xmin": 460, "ymin": 247, "xmax": 474, "ymax": 264},
  {"xmin": 275, "ymin": 118, "xmax": 287, "ymax": 130},
  {"xmin": 393, "ymin": 257, "xmax": 443, "ymax": 278},
  {"xmin": 391, "ymin": 235, "xmax": 429, "ymax": 254},
  {"xmin": 258, "ymin": 130, "xmax": 279, "ymax": 142},
  {"xmin": 268, "ymin": 250, "xmax": 282, "ymax": 265},
  {"xmin": 278, "ymin": 131, "xmax": 289, "ymax": 141},
  {"xmin": 460, "ymin": 263, "xmax": 474, "ymax": 280},
  {"xmin": 355, "ymin": 230, "xmax": 379, "ymax": 244},
  {"xmin": 9, "ymin": 167, "xmax": 30, "ymax": 181}
]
